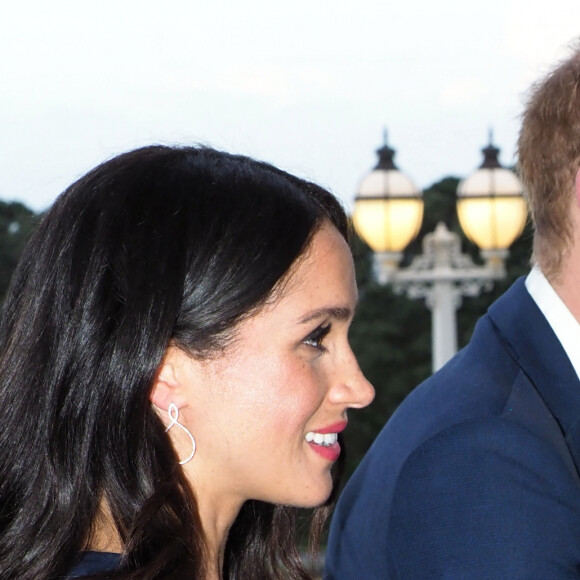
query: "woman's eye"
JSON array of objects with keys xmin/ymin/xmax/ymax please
[{"xmin": 303, "ymin": 324, "xmax": 331, "ymax": 351}]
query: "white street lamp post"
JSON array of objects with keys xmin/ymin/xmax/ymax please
[
  {"xmin": 353, "ymin": 134, "xmax": 527, "ymax": 372},
  {"xmin": 391, "ymin": 222, "xmax": 503, "ymax": 371}
]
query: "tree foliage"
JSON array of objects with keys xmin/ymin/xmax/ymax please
[{"xmin": 0, "ymin": 201, "xmax": 39, "ymax": 301}]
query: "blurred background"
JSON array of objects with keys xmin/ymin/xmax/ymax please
[{"xmin": 0, "ymin": 3, "xmax": 577, "ymax": 564}]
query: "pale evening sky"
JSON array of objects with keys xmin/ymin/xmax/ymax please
[{"xmin": 0, "ymin": 0, "xmax": 578, "ymax": 212}]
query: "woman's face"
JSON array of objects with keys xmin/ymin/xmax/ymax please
[{"xmin": 169, "ymin": 223, "xmax": 374, "ymax": 510}]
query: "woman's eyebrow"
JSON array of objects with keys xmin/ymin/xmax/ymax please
[{"xmin": 297, "ymin": 306, "xmax": 353, "ymax": 325}]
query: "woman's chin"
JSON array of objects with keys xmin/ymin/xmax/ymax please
[{"xmin": 289, "ymin": 480, "xmax": 334, "ymax": 509}]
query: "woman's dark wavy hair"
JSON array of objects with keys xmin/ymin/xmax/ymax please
[{"xmin": 0, "ymin": 145, "xmax": 349, "ymax": 580}]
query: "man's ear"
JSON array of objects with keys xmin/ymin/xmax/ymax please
[
  {"xmin": 150, "ymin": 346, "xmax": 188, "ymax": 412},
  {"xmin": 575, "ymin": 168, "xmax": 580, "ymax": 206}
]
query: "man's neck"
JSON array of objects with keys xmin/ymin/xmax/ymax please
[{"xmin": 549, "ymin": 256, "xmax": 580, "ymax": 324}]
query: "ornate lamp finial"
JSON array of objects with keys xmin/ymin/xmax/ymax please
[
  {"xmin": 375, "ymin": 128, "xmax": 397, "ymax": 170},
  {"xmin": 480, "ymin": 129, "xmax": 501, "ymax": 169}
]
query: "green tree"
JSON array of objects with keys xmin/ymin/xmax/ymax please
[{"xmin": 0, "ymin": 201, "xmax": 39, "ymax": 301}]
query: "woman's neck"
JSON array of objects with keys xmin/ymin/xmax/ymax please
[
  {"xmin": 198, "ymin": 499, "xmax": 241, "ymax": 580},
  {"xmin": 182, "ymin": 461, "xmax": 247, "ymax": 579},
  {"xmin": 87, "ymin": 501, "xmax": 123, "ymax": 553}
]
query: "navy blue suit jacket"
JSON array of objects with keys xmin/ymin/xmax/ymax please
[{"xmin": 325, "ymin": 278, "xmax": 580, "ymax": 579}]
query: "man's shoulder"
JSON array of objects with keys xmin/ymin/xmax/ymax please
[
  {"xmin": 327, "ymin": 307, "xmax": 523, "ymax": 553},
  {"xmin": 326, "ymin": 281, "xmax": 580, "ymax": 579},
  {"xmin": 372, "ymin": 308, "xmax": 520, "ymax": 457},
  {"xmin": 372, "ymin": 278, "xmax": 555, "ymax": 463},
  {"xmin": 383, "ymin": 415, "xmax": 580, "ymax": 579},
  {"xmin": 330, "ymin": 280, "xmax": 558, "ymax": 537}
]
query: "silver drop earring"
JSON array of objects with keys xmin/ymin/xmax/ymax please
[{"xmin": 165, "ymin": 403, "xmax": 196, "ymax": 465}]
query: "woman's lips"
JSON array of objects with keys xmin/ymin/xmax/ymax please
[
  {"xmin": 305, "ymin": 420, "xmax": 347, "ymax": 461},
  {"xmin": 311, "ymin": 421, "xmax": 347, "ymax": 434},
  {"xmin": 308, "ymin": 440, "xmax": 341, "ymax": 461}
]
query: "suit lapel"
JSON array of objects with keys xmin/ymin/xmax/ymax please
[{"xmin": 488, "ymin": 277, "xmax": 580, "ymax": 475}]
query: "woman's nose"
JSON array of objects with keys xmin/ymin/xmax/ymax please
[
  {"xmin": 348, "ymin": 366, "xmax": 375, "ymax": 409},
  {"xmin": 328, "ymin": 350, "xmax": 375, "ymax": 409}
]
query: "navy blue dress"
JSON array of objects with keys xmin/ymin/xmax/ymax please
[{"xmin": 67, "ymin": 551, "xmax": 120, "ymax": 578}]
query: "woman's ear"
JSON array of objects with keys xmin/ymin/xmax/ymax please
[{"xmin": 150, "ymin": 346, "xmax": 188, "ymax": 412}]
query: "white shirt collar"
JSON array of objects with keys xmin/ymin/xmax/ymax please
[{"xmin": 525, "ymin": 266, "xmax": 580, "ymax": 382}]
